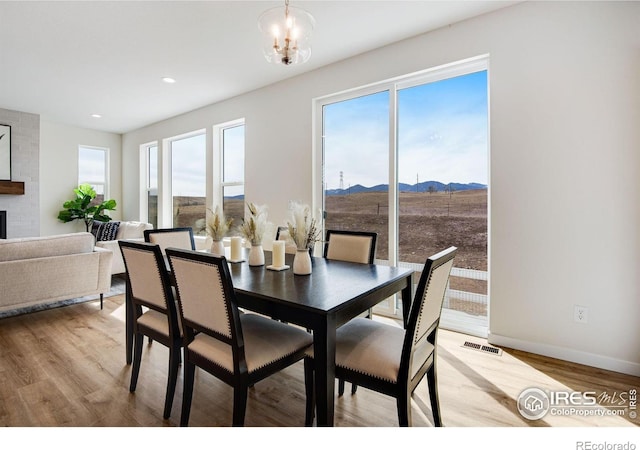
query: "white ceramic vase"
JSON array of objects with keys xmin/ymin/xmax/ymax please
[
  {"xmin": 210, "ymin": 239, "xmax": 225, "ymax": 256},
  {"xmin": 293, "ymin": 249, "xmax": 312, "ymax": 275},
  {"xmin": 248, "ymin": 244, "xmax": 265, "ymax": 266}
]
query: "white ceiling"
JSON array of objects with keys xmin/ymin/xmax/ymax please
[{"xmin": 0, "ymin": 1, "xmax": 517, "ymax": 134}]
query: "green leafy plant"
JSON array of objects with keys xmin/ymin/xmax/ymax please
[{"xmin": 57, "ymin": 183, "xmax": 117, "ymax": 232}]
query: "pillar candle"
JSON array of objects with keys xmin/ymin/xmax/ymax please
[
  {"xmin": 230, "ymin": 236, "xmax": 242, "ymax": 261},
  {"xmin": 272, "ymin": 241, "xmax": 285, "ymax": 268}
]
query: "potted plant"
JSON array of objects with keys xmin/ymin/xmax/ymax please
[{"xmin": 57, "ymin": 183, "xmax": 117, "ymax": 232}]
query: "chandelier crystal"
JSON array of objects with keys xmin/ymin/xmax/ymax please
[{"xmin": 258, "ymin": 0, "xmax": 315, "ymax": 66}]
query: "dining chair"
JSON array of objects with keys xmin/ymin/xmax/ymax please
[
  {"xmin": 323, "ymin": 229, "xmax": 377, "ymax": 395},
  {"xmin": 304, "ymin": 246, "xmax": 457, "ymax": 427},
  {"xmin": 165, "ymin": 247, "xmax": 314, "ymax": 427},
  {"xmin": 144, "ymin": 227, "xmax": 196, "ymax": 254},
  {"xmin": 142, "ymin": 227, "xmax": 195, "ymax": 346},
  {"xmin": 118, "ymin": 240, "xmax": 183, "ymax": 420}
]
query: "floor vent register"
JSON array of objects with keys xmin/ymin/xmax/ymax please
[{"xmin": 462, "ymin": 341, "xmax": 503, "ymax": 356}]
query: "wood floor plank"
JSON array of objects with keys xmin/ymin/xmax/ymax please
[{"xmin": 0, "ymin": 292, "xmax": 638, "ymax": 429}]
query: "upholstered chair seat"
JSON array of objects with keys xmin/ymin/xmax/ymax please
[
  {"xmin": 189, "ymin": 313, "xmax": 312, "ymax": 374},
  {"xmin": 306, "ymin": 318, "xmax": 434, "ymax": 384},
  {"xmin": 137, "ymin": 307, "xmax": 183, "ymax": 337}
]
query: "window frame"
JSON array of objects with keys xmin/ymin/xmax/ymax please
[
  {"xmin": 78, "ymin": 144, "xmax": 109, "ymax": 200},
  {"xmin": 213, "ymin": 118, "xmax": 245, "ymax": 214},
  {"xmin": 312, "ymin": 55, "xmax": 489, "ymax": 324},
  {"xmin": 139, "ymin": 142, "xmax": 158, "ymax": 226}
]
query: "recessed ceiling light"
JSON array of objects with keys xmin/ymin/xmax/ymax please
[
  {"xmin": 162, "ymin": 77, "xmax": 176, "ymax": 84},
  {"xmin": 91, "ymin": 114, "xmax": 102, "ymax": 118}
]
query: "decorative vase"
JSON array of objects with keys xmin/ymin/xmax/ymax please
[
  {"xmin": 210, "ymin": 239, "xmax": 225, "ymax": 256},
  {"xmin": 248, "ymin": 244, "xmax": 265, "ymax": 266},
  {"xmin": 293, "ymin": 248, "xmax": 312, "ymax": 275}
]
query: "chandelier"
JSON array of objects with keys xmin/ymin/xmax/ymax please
[{"xmin": 258, "ymin": 0, "xmax": 315, "ymax": 66}]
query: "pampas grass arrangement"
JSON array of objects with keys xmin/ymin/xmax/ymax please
[
  {"xmin": 206, "ymin": 205, "xmax": 233, "ymax": 241},
  {"xmin": 239, "ymin": 202, "xmax": 268, "ymax": 245},
  {"xmin": 287, "ymin": 201, "xmax": 321, "ymax": 250}
]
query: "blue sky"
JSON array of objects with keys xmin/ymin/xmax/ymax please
[
  {"xmin": 95, "ymin": 72, "xmax": 488, "ymax": 199},
  {"xmin": 323, "ymin": 70, "xmax": 488, "ymax": 190}
]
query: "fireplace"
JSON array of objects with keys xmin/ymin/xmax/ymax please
[{"xmin": 0, "ymin": 211, "xmax": 6, "ymax": 239}]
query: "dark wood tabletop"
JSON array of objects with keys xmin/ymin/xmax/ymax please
[{"xmin": 125, "ymin": 248, "xmax": 414, "ymax": 426}]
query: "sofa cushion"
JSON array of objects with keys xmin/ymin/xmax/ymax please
[
  {"xmin": 0, "ymin": 232, "xmax": 95, "ymax": 262},
  {"xmin": 116, "ymin": 221, "xmax": 153, "ymax": 240},
  {"xmin": 91, "ymin": 221, "xmax": 121, "ymax": 241}
]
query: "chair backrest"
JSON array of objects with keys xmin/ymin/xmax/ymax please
[
  {"xmin": 401, "ymin": 246, "xmax": 457, "ymax": 382},
  {"xmin": 323, "ymin": 229, "xmax": 377, "ymax": 264},
  {"xmin": 118, "ymin": 240, "xmax": 180, "ymax": 337},
  {"xmin": 144, "ymin": 227, "xmax": 195, "ymax": 254},
  {"xmin": 166, "ymin": 248, "xmax": 243, "ymax": 354}
]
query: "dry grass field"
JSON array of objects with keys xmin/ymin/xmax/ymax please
[
  {"xmin": 169, "ymin": 189, "xmax": 488, "ymax": 314},
  {"xmin": 326, "ymin": 189, "xmax": 488, "ymax": 315},
  {"xmin": 325, "ymin": 189, "xmax": 487, "ymax": 270}
]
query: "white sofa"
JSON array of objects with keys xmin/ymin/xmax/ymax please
[
  {"xmin": 0, "ymin": 232, "xmax": 113, "ymax": 314},
  {"xmin": 94, "ymin": 221, "xmax": 153, "ymax": 275}
]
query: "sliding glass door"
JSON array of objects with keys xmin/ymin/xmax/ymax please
[{"xmin": 318, "ymin": 58, "xmax": 489, "ymax": 335}]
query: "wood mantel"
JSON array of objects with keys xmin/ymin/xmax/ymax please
[{"xmin": 0, "ymin": 181, "xmax": 25, "ymax": 195}]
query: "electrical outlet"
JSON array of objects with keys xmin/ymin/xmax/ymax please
[{"xmin": 574, "ymin": 305, "xmax": 588, "ymax": 324}]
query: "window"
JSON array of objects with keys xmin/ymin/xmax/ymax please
[
  {"xmin": 78, "ymin": 145, "xmax": 108, "ymax": 203},
  {"xmin": 141, "ymin": 122, "xmax": 245, "ymax": 237},
  {"xmin": 317, "ymin": 57, "xmax": 489, "ymax": 336},
  {"xmin": 215, "ymin": 119, "xmax": 245, "ymax": 226},
  {"xmin": 170, "ymin": 132, "xmax": 206, "ymax": 233},
  {"xmin": 323, "ymin": 90, "xmax": 390, "ymax": 260},
  {"xmin": 143, "ymin": 143, "xmax": 158, "ymax": 229}
]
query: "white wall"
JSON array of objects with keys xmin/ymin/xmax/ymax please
[
  {"xmin": 121, "ymin": 2, "xmax": 640, "ymax": 375},
  {"xmin": 40, "ymin": 120, "xmax": 122, "ymax": 236},
  {"xmin": 0, "ymin": 108, "xmax": 40, "ymax": 238}
]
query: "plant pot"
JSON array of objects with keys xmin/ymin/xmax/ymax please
[
  {"xmin": 210, "ymin": 239, "xmax": 225, "ymax": 256},
  {"xmin": 248, "ymin": 244, "xmax": 265, "ymax": 266},
  {"xmin": 293, "ymin": 248, "xmax": 312, "ymax": 275}
]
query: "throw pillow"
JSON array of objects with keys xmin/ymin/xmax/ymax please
[
  {"xmin": 91, "ymin": 221, "xmax": 121, "ymax": 241},
  {"xmin": 90, "ymin": 220, "xmax": 104, "ymax": 240}
]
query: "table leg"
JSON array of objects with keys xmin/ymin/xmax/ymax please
[{"xmin": 313, "ymin": 316, "xmax": 336, "ymax": 426}]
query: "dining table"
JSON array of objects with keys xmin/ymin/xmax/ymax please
[{"xmin": 124, "ymin": 247, "xmax": 414, "ymax": 426}]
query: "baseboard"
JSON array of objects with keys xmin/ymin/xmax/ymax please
[{"xmin": 488, "ymin": 332, "xmax": 640, "ymax": 377}]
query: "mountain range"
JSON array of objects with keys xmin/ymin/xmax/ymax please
[{"xmin": 325, "ymin": 181, "xmax": 486, "ymax": 196}]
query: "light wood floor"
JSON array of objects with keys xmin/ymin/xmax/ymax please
[{"xmin": 0, "ymin": 292, "xmax": 638, "ymax": 429}]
